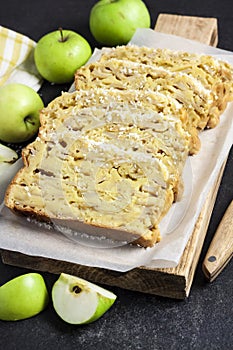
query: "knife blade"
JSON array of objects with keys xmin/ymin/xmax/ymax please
[{"xmin": 202, "ymin": 200, "xmax": 233, "ymax": 282}]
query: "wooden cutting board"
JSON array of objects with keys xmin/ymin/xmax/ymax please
[{"xmin": 0, "ymin": 14, "xmax": 225, "ymax": 299}]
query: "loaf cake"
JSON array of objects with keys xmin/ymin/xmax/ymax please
[{"xmin": 5, "ymin": 45, "xmax": 233, "ymax": 248}]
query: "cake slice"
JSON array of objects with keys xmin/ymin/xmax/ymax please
[
  {"xmin": 98, "ymin": 45, "xmax": 233, "ymax": 128},
  {"xmin": 41, "ymin": 88, "xmax": 190, "ymax": 160},
  {"xmin": 40, "ymin": 88, "xmax": 191, "ymax": 198},
  {"xmin": 74, "ymin": 58, "xmax": 214, "ymax": 153},
  {"xmin": 5, "ymin": 100, "xmax": 189, "ymax": 247}
]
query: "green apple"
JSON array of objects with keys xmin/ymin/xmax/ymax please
[
  {"xmin": 0, "ymin": 83, "xmax": 44, "ymax": 143},
  {"xmin": 34, "ymin": 28, "xmax": 92, "ymax": 84},
  {"xmin": 0, "ymin": 273, "xmax": 49, "ymax": 321},
  {"xmin": 52, "ymin": 273, "xmax": 117, "ymax": 324},
  {"xmin": 89, "ymin": 0, "xmax": 151, "ymax": 46},
  {"xmin": 0, "ymin": 143, "xmax": 18, "ymax": 173}
]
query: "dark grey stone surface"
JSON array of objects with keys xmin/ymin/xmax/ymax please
[{"xmin": 0, "ymin": 1, "xmax": 232, "ymax": 349}]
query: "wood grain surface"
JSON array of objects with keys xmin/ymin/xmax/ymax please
[
  {"xmin": 155, "ymin": 13, "xmax": 218, "ymax": 46},
  {"xmin": 202, "ymin": 200, "xmax": 233, "ymax": 282}
]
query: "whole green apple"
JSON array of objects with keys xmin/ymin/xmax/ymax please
[
  {"xmin": 0, "ymin": 83, "xmax": 44, "ymax": 143},
  {"xmin": 34, "ymin": 29, "xmax": 92, "ymax": 84},
  {"xmin": 52, "ymin": 273, "xmax": 117, "ymax": 324},
  {"xmin": 89, "ymin": 0, "xmax": 151, "ymax": 46},
  {"xmin": 0, "ymin": 273, "xmax": 49, "ymax": 321}
]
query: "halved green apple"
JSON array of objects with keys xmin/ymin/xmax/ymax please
[
  {"xmin": 0, "ymin": 273, "xmax": 49, "ymax": 321},
  {"xmin": 0, "ymin": 143, "xmax": 23, "ymax": 204},
  {"xmin": 0, "ymin": 143, "xmax": 18, "ymax": 173},
  {"xmin": 52, "ymin": 273, "xmax": 117, "ymax": 324}
]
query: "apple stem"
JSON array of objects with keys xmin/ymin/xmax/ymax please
[
  {"xmin": 24, "ymin": 116, "xmax": 35, "ymax": 126},
  {"xmin": 58, "ymin": 27, "xmax": 67, "ymax": 42}
]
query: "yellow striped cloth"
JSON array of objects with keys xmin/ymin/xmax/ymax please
[{"xmin": 0, "ymin": 26, "xmax": 42, "ymax": 90}]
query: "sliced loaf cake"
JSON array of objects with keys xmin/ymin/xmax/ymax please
[
  {"xmin": 5, "ymin": 99, "xmax": 190, "ymax": 247},
  {"xmin": 98, "ymin": 45, "xmax": 233, "ymax": 128},
  {"xmin": 5, "ymin": 46, "xmax": 232, "ymax": 248}
]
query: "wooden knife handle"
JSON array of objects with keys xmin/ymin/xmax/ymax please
[{"xmin": 202, "ymin": 200, "xmax": 233, "ymax": 282}]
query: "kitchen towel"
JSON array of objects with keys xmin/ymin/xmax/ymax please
[{"xmin": 0, "ymin": 25, "xmax": 42, "ymax": 90}]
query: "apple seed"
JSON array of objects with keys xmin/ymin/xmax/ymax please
[{"xmin": 72, "ymin": 285, "xmax": 82, "ymax": 294}]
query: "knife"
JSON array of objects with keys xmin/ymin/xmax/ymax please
[{"xmin": 202, "ymin": 200, "xmax": 233, "ymax": 282}]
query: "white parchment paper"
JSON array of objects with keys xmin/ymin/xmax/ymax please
[{"xmin": 0, "ymin": 29, "xmax": 232, "ymax": 272}]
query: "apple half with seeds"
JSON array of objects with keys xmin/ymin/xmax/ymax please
[
  {"xmin": 0, "ymin": 144, "xmax": 21, "ymax": 204},
  {"xmin": 0, "ymin": 143, "xmax": 18, "ymax": 173},
  {"xmin": 52, "ymin": 273, "xmax": 117, "ymax": 324}
]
